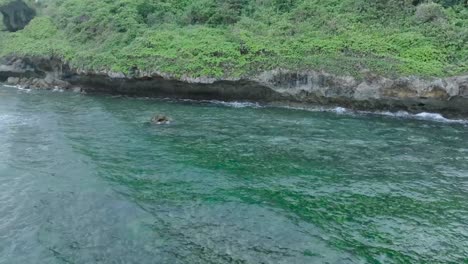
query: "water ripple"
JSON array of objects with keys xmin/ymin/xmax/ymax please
[{"xmin": 0, "ymin": 85, "xmax": 467, "ymax": 263}]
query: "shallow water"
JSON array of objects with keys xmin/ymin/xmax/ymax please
[{"xmin": 0, "ymin": 86, "xmax": 467, "ymax": 264}]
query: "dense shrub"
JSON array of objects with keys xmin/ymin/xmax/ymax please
[
  {"xmin": 415, "ymin": 2, "xmax": 446, "ymax": 23},
  {"xmin": 0, "ymin": 0, "xmax": 467, "ymax": 77},
  {"xmin": 435, "ymin": 0, "xmax": 467, "ymax": 7}
]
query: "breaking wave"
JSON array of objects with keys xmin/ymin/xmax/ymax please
[
  {"xmin": 208, "ymin": 100, "xmax": 262, "ymax": 108},
  {"xmin": 2, "ymin": 84, "xmax": 466, "ymax": 124},
  {"xmin": 271, "ymin": 104, "xmax": 467, "ymax": 124},
  {"xmin": 374, "ymin": 111, "xmax": 467, "ymax": 124}
]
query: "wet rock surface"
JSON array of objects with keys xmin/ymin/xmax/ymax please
[{"xmin": 10, "ymin": 76, "xmax": 71, "ymax": 90}]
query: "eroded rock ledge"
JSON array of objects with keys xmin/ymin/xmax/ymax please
[{"xmin": 1, "ymin": 56, "xmax": 467, "ymax": 117}]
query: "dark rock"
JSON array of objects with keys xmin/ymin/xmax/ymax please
[
  {"xmin": 13, "ymin": 76, "xmax": 71, "ymax": 90},
  {"xmin": 32, "ymin": 78, "xmax": 49, "ymax": 89},
  {"xmin": 0, "ymin": 0, "xmax": 36, "ymax": 32},
  {"xmin": 457, "ymin": 76, "xmax": 468, "ymax": 97},
  {"xmin": 151, "ymin": 115, "xmax": 171, "ymax": 125}
]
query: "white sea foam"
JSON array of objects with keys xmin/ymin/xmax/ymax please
[
  {"xmin": 277, "ymin": 104, "xmax": 467, "ymax": 124},
  {"xmin": 413, "ymin": 112, "xmax": 468, "ymax": 124},
  {"xmin": 0, "ymin": 114, "xmax": 16, "ymax": 128},
  {"xmin": 333, "ymin": 107, "xmax": 347, "ymax": 114},
  {"xmin": 414, "ymin": 112, "xmax": 447, "ymax": 121},
  {"xmin": 3, "ymin": 83, "xmax": 466, "ymax": 124},
  {"xmin": 0, "ymin": 114, "xmax": 10, "ymax": 122},
  {"xmin": 1, "ymin": 84, "xmax": 31, "ymax": 92},
  {"xmin": 209, "ymin": 100, "xmax": 262, "ymax": 108},
  {"xmin": 375, "ymin": 110, "xmax": 467, "ymax": 124},
  {"xmin": 174, "ymin": 98, "xmax": 262, "ymax": 108},
  {"xmin": 52, "ymin": 87, "xmax": 65, "ymax": 92},
  {"xmin": 278, "ymin": 105, "xmax": 354, "ymax": 115}
]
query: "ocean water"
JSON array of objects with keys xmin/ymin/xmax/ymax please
[{"xmin": 0, "ymin": 85, "xmax": 467, "ymax": 263}]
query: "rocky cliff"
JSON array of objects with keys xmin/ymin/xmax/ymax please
[
  {"xmin": 1, "ymin": 56, "xmax": 467, "ymax": 117},
  {"xmin": 0, "ymin": 0, "xmax": 35, "ymax": 32}
]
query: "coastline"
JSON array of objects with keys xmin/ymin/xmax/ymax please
[{"xmin": 1, "ymin": 55, "xmax": 468, "ymax": 118}]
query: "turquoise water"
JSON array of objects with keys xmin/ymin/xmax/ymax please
[{"xmin": 0, "ymin": 85, "xmax": 467, "ymax": 264}]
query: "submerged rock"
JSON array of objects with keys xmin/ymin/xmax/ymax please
[{"xmin": 151, "ymin": 115, "xmax": 171, "ymax": 125}]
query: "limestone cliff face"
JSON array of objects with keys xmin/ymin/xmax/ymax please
[
  {"xmin": 1, "ymin": 56, "xmax": 467, "ymax": 117},
  {"xmin": 0, "ymin": 0, "xmax": 36, "ymax": 32},
  {"xmin": 253, "ymin": 70, "xmax": 468, "ymax": 115}
]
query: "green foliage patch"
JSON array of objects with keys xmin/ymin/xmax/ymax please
[{"xmin": 1, "ymin": 0, "xmax": 467, "ymax": 78}]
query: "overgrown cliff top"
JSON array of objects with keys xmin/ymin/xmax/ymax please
[{"xmin": 1, "ymin": 0, "xmax": 467, "ymax": 78}]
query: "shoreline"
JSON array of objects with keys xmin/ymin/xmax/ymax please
[
  {"xmin": 2, "ymin": 83, "xmax": 467, "ymax": 125},
  {"xmin": 1, "ymin": 56, "xmax": 468, "ymax": 118}
]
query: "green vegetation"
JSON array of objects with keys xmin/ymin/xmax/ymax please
[{"xmin": 1, "ymin": 0, "xmax": 467, "ymax": 78}]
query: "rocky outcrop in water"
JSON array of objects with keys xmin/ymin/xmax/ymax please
[
  {"xmin": 151, "ymin": 115, "xmax": 171, "ymax": 125},
  {"xmin": 6, "ymin": 75, "xmax": 70, "ymax": 90},
  {"xmin": 0, "ymin": 0, "xmax": 36, "ymax": 32},
  {"xmin": 1, "ymin": 56, "xmax": 71, "ymax": 89},
  {"xmin": 1, "ymin": 55, "xmax": 467, "ymax": 117}
]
